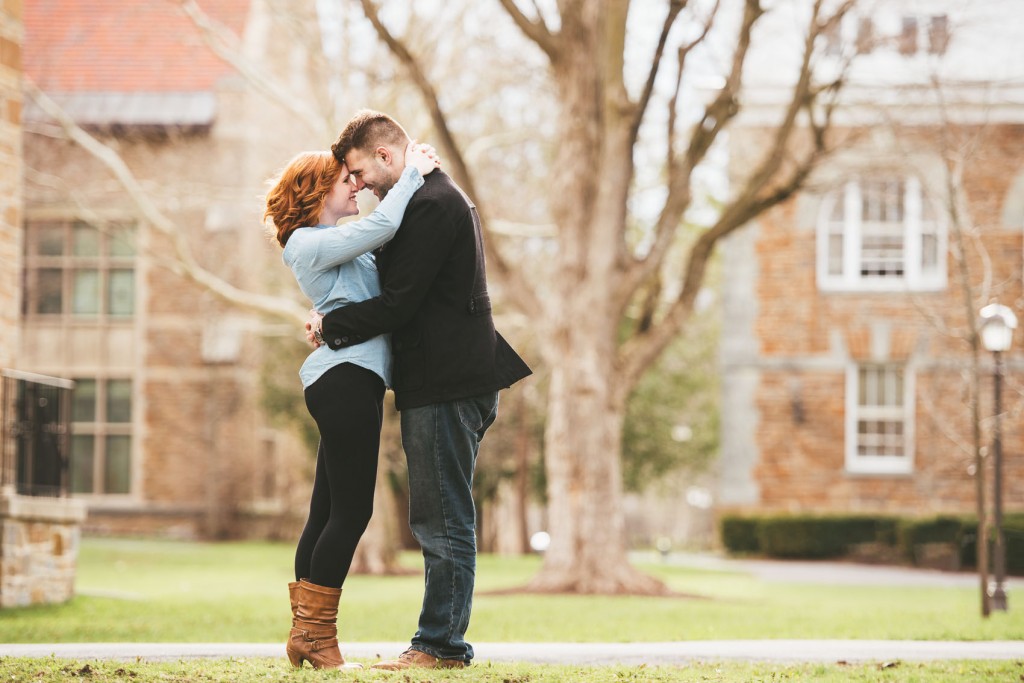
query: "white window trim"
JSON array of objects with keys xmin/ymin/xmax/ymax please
[
  {"xmin": 817, "ymin": 177, "xmax": 947, "ymax": 293},
  {"xmin": 845, "ymin": 363, "xmax": 915, "ymax": 475}
]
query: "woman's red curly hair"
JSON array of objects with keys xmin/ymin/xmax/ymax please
[{"xmin": 264, "ymin": 151, "xmax": 344, "ymax": 248}]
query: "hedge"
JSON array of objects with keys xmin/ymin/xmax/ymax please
[{"xmin": 720, "ymin": 512, "xmax": 1024, "ymax": 575}]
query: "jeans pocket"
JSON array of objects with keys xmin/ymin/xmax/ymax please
[{"xmin": 456, "ymin": 392, "xmax": 498, "ymax": 438}]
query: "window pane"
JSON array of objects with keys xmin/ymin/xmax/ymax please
[
  {"xmin": 856, "ymin": 17, "xmax": 874, "ymax": 54},
  {"xmin": 109, "ymin": 224, "xmax": 136, "ymax": 257},
  {"xmin": 72, "ymin": 379, "xmax": 97, "ymax": 422},
  {"xmin": 106, "ymin": 380, "xmax": 132, "ymax": 423},
  {"xmin": 72, "ymin": 270, "xmax": 100, "ymax": 315},
  {"xmin": 35, "ymin": 224, "xmax": 65, "ymax": 256},
  {"xmin": 72, "ymin": 223, "xmax": 101, "ymax": 256},
  {"xmin": 830, "ymin": 195, "xmax": 844, "ymax": 221},
  {"xmin": 70, "ymin": 435, "xmax": 95, "ymax": 493},
  {"xmin": 105, "ymin": 436, "xmax": 132, "ymax": 494},
  {"xmin": 35, "ymin": 268, "xmax": 63, "ymax": 314},
  {"xmin": 855, "ymin": 365, "xmax": 908, "ymax": 458},
  {"xmin": 928, "ymin": 15, "xmax": 949, "ymax": 55},
  {"xmin": 900, "ymin": 16, "xmax": 918, "ymax": 55},
  {"xmin": 859, "ymin": 180, "xmax": 906, "ymax": 279},
  {"xmin": 921, "ymin": 233, "xmax": 938, "ymax": 272},
  {"xmin": 108, "ymin": 269, "xmax": 134, "ymax": 317},
  {"xmin": 828, "ymin": 235, "xmax": 843, "ymax": 276}
]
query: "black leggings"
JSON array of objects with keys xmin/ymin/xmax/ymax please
[{"xmin": 295, "ymin": 362, "xmax": 385, "ymax": 588}]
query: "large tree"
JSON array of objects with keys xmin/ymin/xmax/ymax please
[{"xmin": 358, "ymin": 0, "xmax": 856, "ymax": 593}]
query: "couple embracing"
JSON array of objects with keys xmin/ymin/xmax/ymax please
[{"xmin": 263, "ymin": 110, "xmax": 531, "ymax": 670}]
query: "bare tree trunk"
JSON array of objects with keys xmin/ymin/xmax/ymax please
[
  {"xmin": 515, "ymin": 388, "xmax": 531, "ymax": 554},
  {"xmin": 970, "ymin": 345, "xmax": 990, "ymax": 617},
  {"xmin": 527, "ymin": 327, "xmax": 669, "ymax": 595}
]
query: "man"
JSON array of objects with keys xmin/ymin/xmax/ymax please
[{"xmin": 316, "ymin": 110, "xmax": 531, "ymax": 670}]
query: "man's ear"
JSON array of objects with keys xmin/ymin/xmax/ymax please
[{"xmin": 375, "ymin": 146, "xmax": 392, "ymax": 165}]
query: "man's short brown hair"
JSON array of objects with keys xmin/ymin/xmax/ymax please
[{"xmin": 331, "ymin": 110, "xmax": 410, "ymax": 163}]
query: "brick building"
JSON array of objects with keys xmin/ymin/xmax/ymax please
[
  {"xmin": 17, "ymin": 0, "xmax": 315, "ymax": 538},
  {"xmin": 718, "ymin": 2, "xmax": 1024, "ymax": 516},
  {"xmin": 0, "ymin": 0, "xmax": 21, "ymax": 368}
]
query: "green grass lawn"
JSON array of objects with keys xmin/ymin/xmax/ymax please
[
  {"xmin": 2, "ymin": 538, "xmax": 1022, "ymax": 682},
  {"xmin": 0, "ymin": 658, "xmax": 1022, "ymax": 683},
  {"xmin": 0, "ymin": 536, "xmax": 1021, "ymax": 645}
]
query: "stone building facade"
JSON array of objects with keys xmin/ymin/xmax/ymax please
[
  {"xmin": 17, "ymin": 0, "xmax": 314, "ymax": 540},
  {"xmin": 0, "ymin": 0, "xmax": 89, "ymax": 609},
  {"xmin": 718, "ymin": 2, "xmax": 1024, "ymax": 516}
]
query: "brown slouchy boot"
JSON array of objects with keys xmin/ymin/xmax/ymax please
[
  {"xmin": 286, "ymin": 580, "xmax": 361, "ymax": 670},
  {"xmin": 288, "ymin": 580, "xmax": 300, "ymax": 621}
]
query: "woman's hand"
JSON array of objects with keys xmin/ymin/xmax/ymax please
[
  {"xmin": 405, "ymin": 141, "xmax": 441, "ymax": 176},
  {"xmin": 305, "ymin": 309, "xmax": 324, "ymax": 348}
]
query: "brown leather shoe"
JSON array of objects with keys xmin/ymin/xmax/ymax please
[{"xmin": 371, "ymin": 648, "xmax": 466, "ymax": 670}]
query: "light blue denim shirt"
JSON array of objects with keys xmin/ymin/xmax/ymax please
[{"xmin": 282, "ymin": 165, "xmax": 424, "ymax": 389}]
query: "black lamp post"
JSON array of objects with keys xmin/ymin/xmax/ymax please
[{"xmin": 979, "ymin": 303, "xmax": 1017, "ymax": 612}]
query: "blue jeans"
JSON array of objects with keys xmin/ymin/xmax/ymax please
[{"xmin": 402, "ymin": 391, "xmax": 498, "ymax": 664}]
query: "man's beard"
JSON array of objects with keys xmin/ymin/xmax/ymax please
[{"xmin": 375, "ymin": 169, "xmax": 399, "ymax": 199}]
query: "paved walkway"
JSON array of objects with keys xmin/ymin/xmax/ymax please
[{"xmin": 1, "ymin": 640, "xmax": 1023, "ymax": 664}]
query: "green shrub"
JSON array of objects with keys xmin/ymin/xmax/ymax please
[
  {"xmin": 756, "ymin": 516, "xmax": 847, "ymax": 558},
  {"xmin": 959, "ymin": 518, "xmax": 979, "ymax": 569},
  {"xmin": 719, "ymin": 516, "xmax": 761, "ymax": 554},
  {"xmin": 1004, "ymin": 513, "xmax": 1024, "ymax": 575},
  {"xmin": 898, "ymin": 515, "xmax": 967, "ymax": 563},
  {"xmin": 718, "ymin": 512, "xmax": 1024, "ymax": 575},
  {"xmin": 954, "ymin": 514, "xmax": 1023, "ymax": 574}
]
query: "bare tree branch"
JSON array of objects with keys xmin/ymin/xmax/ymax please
[
  {"xmin": 496, "ymin": 0, "xmax": 561, "ymax": 61},
  {"xmin": 356, "ymin": 0, "xmax": 542, "ymax": 317},
  {"xmin": 619, "ymin": 0, "xmax": 856, "ymax": 388},
  {"xmin": 632, "ymin": 0, "xmax": 719, "ymax": 149},
  {"xmin": 177, "ymin": 0, "xmax": 331, "ymax": 140},
  {"xmin": 617, "ymin": 0, "xmax": 763, "ymax": 313},
  {"xmin": 629, "ymin": 0, "xmax": 686, "ymax": 145},
  {"xmin": 25, "ymin": 77, "xmax": 308, "ymax": 324},
  {"xmin": 357, "ymin": 0, "xmax": 474, "ymax": 193}
]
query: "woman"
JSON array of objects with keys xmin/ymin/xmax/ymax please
[{"xmin": 264, "ymin": 142, "xmax": 438, "ymax": 670}]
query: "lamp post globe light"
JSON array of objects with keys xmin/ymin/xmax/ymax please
[{"xmin": 979, "ymin": 303, "xmax": 1017, "ymax": 612}]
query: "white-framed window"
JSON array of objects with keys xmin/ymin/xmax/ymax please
[
  {"xmin": 23, "ymin": 219, "xmax": 136, "ymax": 319},
  {"xmin": 845, "ymin": 364, "xmax": 914, "ymax": 474},
  {"xmin": 70, "ymin": 377, "xmax": 133, "ymax": 495},
  {"xmin": 817, "ymin": 177, "xmax": 945, "ymax": 292}
]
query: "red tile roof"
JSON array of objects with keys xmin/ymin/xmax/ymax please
[{"xmin": 25, "ymin": 0, "xmax": 251, "ymax": 93}]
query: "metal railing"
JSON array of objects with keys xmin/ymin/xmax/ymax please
[{"xmin": 1, "ymin": 370, "xmax": 74, "ymax": 498}]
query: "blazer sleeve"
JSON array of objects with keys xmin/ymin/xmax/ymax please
[
  {"xmin": 294, "ymin": 166, "xmax": 423, "ymax": 271},
  {"xmin": 321, "ymin": 194, "xmax": 458, "ymax": 348}
]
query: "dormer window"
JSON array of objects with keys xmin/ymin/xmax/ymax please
[
  {"xmin": 927, "ymin": 15, "xmax": 950, "ymax": 55},
  {"xmin": 898, "ymin": 17, "xmax": 918, "ymax": 55},
  {"xmin": 830, "ymin": 13, "xmax": 949, "ymax": 57}
]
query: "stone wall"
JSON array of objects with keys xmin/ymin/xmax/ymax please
[
  {"xmin": 0, "ymin": 492, "xmax": 86, "ymax": 607},
  {"xmin": 0, "ymin": 0, "xmax": 22, "ymax": 369}
]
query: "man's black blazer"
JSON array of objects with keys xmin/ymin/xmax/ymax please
[{"xmin": 322, "ymin": 170, "xmax": 531, "ymax": 410}]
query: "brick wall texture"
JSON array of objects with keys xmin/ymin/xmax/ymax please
[
  {"xmin": 733, "ymin": 122, "xmax": 1024, "ymax": 515},
  {"xmin": 0, "ymin": 2, "xmax": 21, "ymax": 369}
]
